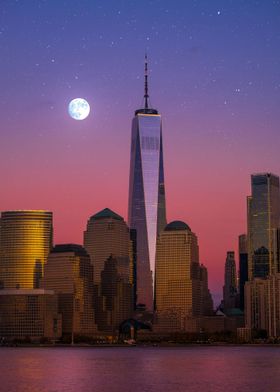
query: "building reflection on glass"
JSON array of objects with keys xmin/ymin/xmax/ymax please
[{"xmin": 247, "ymin": 173, "xmax": 280, "ymax": 279}]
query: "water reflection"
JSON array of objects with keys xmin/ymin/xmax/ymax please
[{"xmin": 0, "ymin": 347, "xmax": 280, "ymax": 392}]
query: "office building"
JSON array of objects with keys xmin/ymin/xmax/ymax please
[
  {"xmin": 247, "ymin": 173, "xmax": 280, "ymax": 279},
  {"xmin": 267, "ymin": 273, "xmax": 280, "ymax": 338},
  {"xmin": 239, "ymin": 234, "xmax": 248, "ymax": 310},
  {"xmin": 222, "ymin": 251, "xmax": 238, "ymax": 313},
  {"xmin": 245, "ymin": 274, "xmax": 280, "ymax": 338},
  {"xmin": 97, "ymin": 255, "xmax": 133, "ymax": 333},
  {"xmin": 84, "ymin": 208, "xmax": 134, "ymax": 332},
  {"xmin": 42, "ymin": 244, "xmax": 96, "ymax": 338},
  {"xmin": 200, "ymin": 264, "xmax": 214, "ymax": 316},
  {"xmin": 128, "ymin": 56, "xmax": 166, "ymax": 310},
  {"xmin": 245, "ymin": 278, "xmax": 268, "ymax": 332},
  {"xmin": 84, "ymin": 208, "xmax": 131, "ymax": 284},
  {"xmin": 154, "ymin": 221, "xmax": 202, "ymax": 331},
  {"xmin": 129, "ymin": 228, "xmax": 137, "ymax": 309},
  {"xmin": 0, "ymin": 289, "xmax": 61, "ymax": 341},
  {"xmin": 0, "ymin": 210, "xmax": 53, "ymax": 289}
]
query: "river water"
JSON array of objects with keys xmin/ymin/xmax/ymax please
[{"xmin": 0, "ymin": 346, "xmax": 279, "ymax": 392}]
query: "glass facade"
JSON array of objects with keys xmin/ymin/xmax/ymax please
[
  {"xmin": 128, "ymin": 112, "xmax": 166, "ymax": 310},
  {"xmin": 0, "ymin": 210, "xmax": 53, "ymax": 289},
  {"xmin": 247, "ymin": 173, "xmax": 280, "ymax": 279}
]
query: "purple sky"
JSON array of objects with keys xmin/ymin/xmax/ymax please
[{"xmin": 1, "ymin": 0, "xmax": 280, "ymax": 301}]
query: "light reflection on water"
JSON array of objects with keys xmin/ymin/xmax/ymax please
[{"xmin": 0, "ymin": 347, "xmax": 280, "ymax": 392}]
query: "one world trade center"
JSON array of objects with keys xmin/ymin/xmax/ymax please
[{"xmin": 128, "ymin": 56, "xmax": 166, "ymax": 311}]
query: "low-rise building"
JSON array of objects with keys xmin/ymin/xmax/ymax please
[{"xmin": 0, "ymin": 289, "xmax": 61, "ymax": 341}]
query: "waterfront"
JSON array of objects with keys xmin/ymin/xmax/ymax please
[{"xmin": 0, "ymin": 347, "xmax": 280, "ymax": 392}]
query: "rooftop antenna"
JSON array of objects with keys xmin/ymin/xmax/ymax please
[
  {"xmin": 144, "ymin": 54, "xmax": 149, "ymax": 109},
  {"xmin": 135, "ymin": 53, "xmax": 158, "ymax": 115}
]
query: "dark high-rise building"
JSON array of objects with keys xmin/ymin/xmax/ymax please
[
  {"xmin": 128, "ymin": 56, "xmax": 166, "ymax": 310},
  {"xmin": 247, "ymin": 173, "xmax": 280, "ymax": 279},
  {"xmin": 0, "ymin": 210, "xmax": 53, "ymax": 289},
  {"xmin": 200, "ymin": 264, "xmax": 214, "ymax": 316},
  {"xmin": 239, "ymin": 234, "xmax": 248, "ymax": 310},
  {"xmin": 222, "ymin": 251, "xmax": 238, "ymax": 312},
  {"xmin": 98, "ymin": 255, "xmax": 133, "ymax": 333}
]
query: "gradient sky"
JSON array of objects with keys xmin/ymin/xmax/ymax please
[{"xmin": 1, "ymin": 0, "xmax": 280, "ymax": 301}]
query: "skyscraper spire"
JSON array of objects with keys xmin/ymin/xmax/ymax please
[
  {"xmin": 135, "ymin": 54, "xmax": 158, "ymax": 116},
  {"xmin": 144, "ymin": 54, "xmax": 149, "ymax": 109}
]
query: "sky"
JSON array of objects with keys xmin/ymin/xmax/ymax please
[{"xmin": 1, "ymin": 0, "xmax": 280, "ymax": 301}]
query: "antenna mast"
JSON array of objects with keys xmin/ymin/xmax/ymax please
[{"xmin": 144, "ymin": 54, "xmax": 149, "ymax": 109}]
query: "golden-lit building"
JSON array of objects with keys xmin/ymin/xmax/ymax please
[
  {"xmin": 84, "ymin": 208, "xmax": 134, "ymax": 332},
  {"xmin": 84, "ymin": 208, "xmax": 132, "ymax": 284},
  {"xmin": 245, "ymin": 278, "xmax": 268, "ymax": 332},
  {"xmin": 42, "ymin": 244, "xmax": 97, "ymax": 338},
  {"xmin": 0, "ymin": 210, "xmax": 53, "ymax": 289},
  {"xmin": 154, "ymin": 221, "xmax": 203, "ymax": 331},
  {"xmin": 0, "ymin": 289, "xmax": 61, "ymax": 341}
]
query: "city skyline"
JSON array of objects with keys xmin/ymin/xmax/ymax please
[
  {"xmin": 1, "ymin": 2, "xmax": 280, "ymax": 391},
  {"xmin": 1, "ymin": 1, "xmax": 280, "ymax": 299}
]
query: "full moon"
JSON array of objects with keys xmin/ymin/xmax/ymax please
[{"xmin": 68, "ymin": 98, "xmax": 90, "ymax": 120}]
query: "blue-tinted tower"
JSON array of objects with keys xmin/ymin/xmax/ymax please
[{"xmin": 128, "ymin": 56, "xmax": 166, "ymax": 310}]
